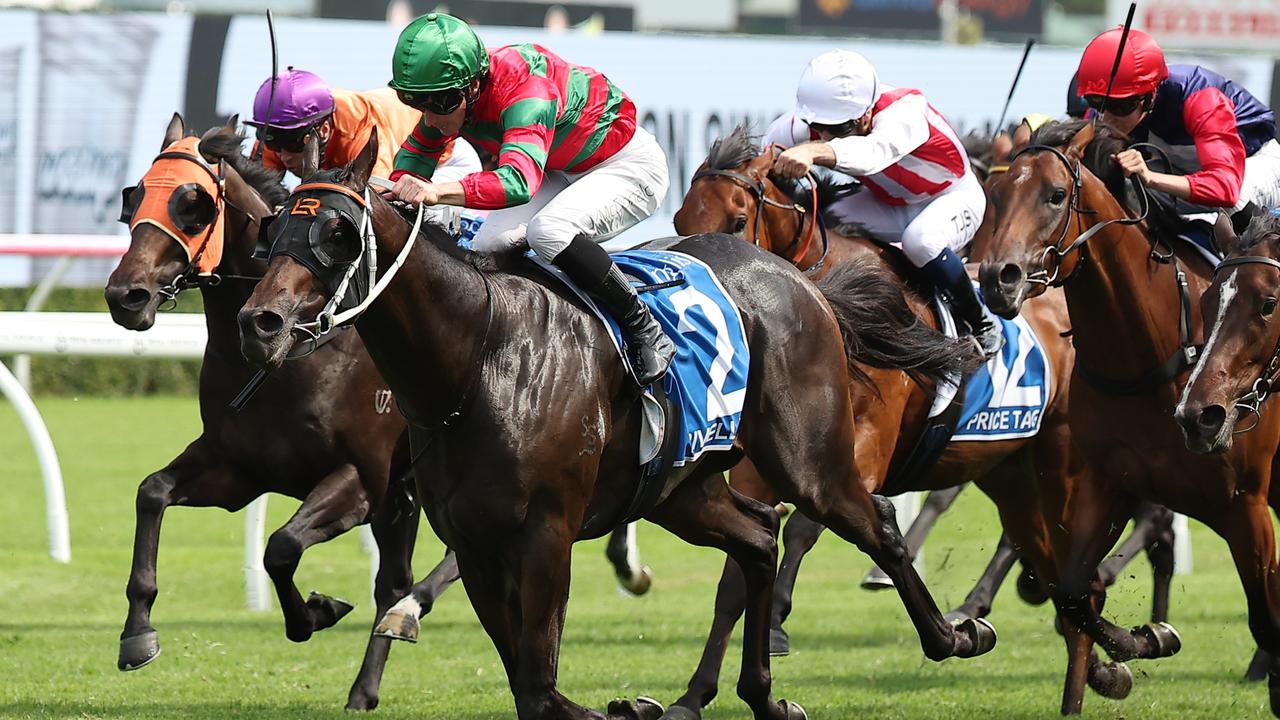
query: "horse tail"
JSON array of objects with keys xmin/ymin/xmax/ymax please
[{"xmin": 815, "ymin": 257, "xmax": 981, "ymax": 391}]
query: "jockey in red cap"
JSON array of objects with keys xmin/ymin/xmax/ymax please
[{"xmin": 1076, "ymin": 27, "xmax": 1280, "ymax": 216}]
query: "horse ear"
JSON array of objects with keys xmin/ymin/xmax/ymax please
[
  {"xmin": 350, "ymin": 126, "xmax": 378, "ymax": 188},
  {"xmin": 1066, "ymin": 122, "xmax": 1096, "ymax": 161},
  {"xmin": 163, "ymin": 112, "xmax": 185, "ymax": 150},
  {"xmin": 300, "ymin": 131, "xmax": 322, "ymax": 180},
  {"xmin": 224, "ymin": 114, "xmax": 240, "ymax": 133}
]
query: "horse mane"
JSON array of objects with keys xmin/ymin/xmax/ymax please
[
  {"xmin": 816, "ymin": 256, "xmax": 980, "ymax": 392},
  {"xmin": 1238, "ymin": 211, "xmax": 1280, "ymax": 253},
  {"xmin": 706, "ymin": 124, "xmax": 760, "ymax": 170},
  {"xmin": 195, "ymin": 127, "xmax": 291, "ymax": 208}
]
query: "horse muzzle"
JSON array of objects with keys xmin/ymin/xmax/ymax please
[
  {"xmin": 979, "ymin": 260, "xmax": 1031, "ymax": 320},
  {"xmin": 103, "ymin": 282, "xmax": 161, "ymax": 331},
  {"xmin": 237, "ymin": 304, "xmax": 298, "ymax": 370},
  {"xmin": 1174, "ymin": 400, "xmax": 1235, "ymax": 454}
]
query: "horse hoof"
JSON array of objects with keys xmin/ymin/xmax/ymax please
[
  {"xmin": 373, "ymin": 607, "xmax": 420, "ymax": 643},
  {"xmin": 306, "ymin": 591, "xmax": 355, "ymax": 633},
  {"xmin": 769, "ymin": 627, "xmax": 791, "ymax": 657},
  {"xmin": 345, "ymin": 688, "xmax": 380, "ymax": 712},
  {"xmin": 1136, "ymin": 621, "xmax": 1181, "ymax": 658},
  {"xmin": 954, "ymin": 617, "xmax": 998, "ymax": 658},
  {"xmin": 619, "ymin": 566, "xmax": 653, "ymax": 597},
  {"xmin": 607, "ymin": 696, "xmax": 664, "ymax": 720},
  {"xmin": 118, "ymin": 630, "xmax": 161, "ymax": 671},
  {"xmin": 860, "ymin": 566, "xmax": 894, "ymax": 591},
  {"xmin": 781, "ymin": 699, "xmax": 808, "ymax": 720},
  {"xmin": 1016, "ymin": 566, "xmax": 1049, "ymax": 605},
  {"xmin": 1087, "ymin": 660, "xmax": 1133, "ymax": 699},
  {"xmin": 1247, "ymin": 648, "xmax": 1272, "ymax": 682},
  {"xmin": 657, "ymin": 704, "xmax": 700, "ymax": 720}
]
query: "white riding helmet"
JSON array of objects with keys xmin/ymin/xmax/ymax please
[{"xmin": 796, "ymin": 50, "xmax": 880, "ymax": 125}]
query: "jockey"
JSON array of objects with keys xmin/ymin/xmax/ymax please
[
  {"xmin": 245, "ymin": 66, "xmax": 481, "ymax": 185},
  {"xmin": 384, "ymin": 13, "xmax": 674, "ymax": 385},
  {"xmin": 763, "ymin": 49, "xmax": 1001, "ymax": 357},
  {"xmin": 1076, "ymin": 28, "xmax": 1280, "ymax": 218}
]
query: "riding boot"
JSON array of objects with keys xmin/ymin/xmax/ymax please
[
  {"xmin": 922, "ymin": 248, "xmax": 1003, "ymax": 359},
  {"xmin": 553, "ymin": 236, "xmax": 676, "ymax": 385}
]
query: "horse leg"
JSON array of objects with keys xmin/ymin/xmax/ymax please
[
  {"xmin": 862, "ymin": 485, "xmax": 966, "ymax": 591},
  {"xmin": 945, "ymin": 533, "xmax": 1018, "ymax": 623},
  {"xmin": 373, "ymin": 548, "xmax": 460, "ymax": 642},
  {"xmin": 606, "ymin": 523, "xmax": 653, "ymax": 596},
  {"xmin": 346, "ymin": 446, "xmax": 425, "ymax": 711},
  {"xmin": 648, "ymin": 472, "xmax": 794, "ymax": 720},
  {"xmin": 264, "ymin": 463, "xmax": 370, "ymax": 643},
  {"xmin": 769, "ymin": 510, "xmax": 825, "ymax": 657},
  {"xmin": 1214, "ymin": 496, "xmax": 1280, "ymax": 715},
  {"xmin": 120, "ymin": 438, "xmax": 258, "ymax": 671},
  {"xmin": 1095, "ymin": 502, "xmax": 1176, "ymax": 605}
]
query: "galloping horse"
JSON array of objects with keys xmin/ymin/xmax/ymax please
[
  {"xmin": 672, "ymin": 126, "xmax": 1172, "ymax": 714},
  {"xmin": 977, "ymin": 118, "xmax": 1280, "ymax": 714},
  {"xmin": 238, "ymin": 129, "xmax": 993, "ymax": 720}
]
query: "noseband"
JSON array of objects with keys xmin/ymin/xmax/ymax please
[{"xmin": 1212, "ymin": 254, "xmax": 1280, "ymax": 433}]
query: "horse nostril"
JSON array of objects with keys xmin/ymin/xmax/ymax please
[
  {"xmin": 253, "ymin": 311, "xmax": 284, "ymax": 336},
  {"xmin": 1196, "ymin": 404, "xmax": 1227, "ymax": 434},
  {"xmin": 998, "ymin": 263, "xmax": 1024, "ymax": 288}
]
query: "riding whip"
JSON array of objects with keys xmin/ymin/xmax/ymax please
[
  {"xmin": 252, "ymin": 9, "xmax": 278, "ymax": 162},
  {"xmin": 1100, "ymin": 2, "xmax": 1138, "ymax": 117},
  {"xmin": 994, "ymin": 38, "xmax": 1035, "ymax": 136}
]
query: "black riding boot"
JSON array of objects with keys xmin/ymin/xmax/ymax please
[
  {"xmin": 922, "ymin": 248, "xmax": 1003, "ymax": 358},
  {"xmin": 553, "ymin": 236, "xmax": 675, "ymax": 385}
]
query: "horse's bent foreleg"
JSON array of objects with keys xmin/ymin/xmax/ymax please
[
  {"xmin": 606, "ymin": 523, "xmax": 652, "ymax": 596},
  {"xmin": 120, "ymin": 438, "xmax": 258, "ymax": 672},
  {"xmin": 862, "ymin": 485, "xmax": 966, "ymax": 591},
  {"xmin": 264, "ymin": 463, "xmax": 370, "ymax": 643}
]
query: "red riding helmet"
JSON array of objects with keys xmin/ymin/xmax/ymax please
[{"xmin": 1076, "ymin": 27, "xmax": 1168, "ymax": 99}]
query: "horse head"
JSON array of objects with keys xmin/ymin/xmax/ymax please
[
  {"xmin": 1175, "ymin": 210, "xmax": 1280, "ymax": 453},
  {"xmin": 974, "ymin": 119, "xmax": 1137, "ymax": 319},
  {"xmin": 105, "ymin": 113, "xmax": 278, "ymax": 329},
  {"xmin": 239, "ymin": 128, "xmax": 382, "ymax": 369},
  {"xmin": 674, "ymin": 125, "xmax": 827, "ymax": 268}
]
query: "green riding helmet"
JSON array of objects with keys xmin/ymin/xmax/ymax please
[{"xmin": 389, "ymin": 13, "xmax": 489, "ymax": 93}]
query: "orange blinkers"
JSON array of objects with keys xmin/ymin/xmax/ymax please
[{"xmin": 128, "ymin": 136, "xmax": 226, "ymax": 275}]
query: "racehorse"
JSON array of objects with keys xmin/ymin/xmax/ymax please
[
  {"xmin": 672, "ymin": 126, "xmax": 1174, "ymax": 714},
  {"xmin": 102, "ymin": 114, "xmax": 646, "ymax": 711},
  {"xmin": 237, "ymin": 129, "xmax": 994, "ymax": 720},
  {"xmin": 976, "ymin": 118, "xmax": 1280, "ymax": 715}
]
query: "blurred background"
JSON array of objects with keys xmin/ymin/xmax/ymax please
[{"xmin": 0, "ymin": 0, "xmax": 1276, "ymax": 393}]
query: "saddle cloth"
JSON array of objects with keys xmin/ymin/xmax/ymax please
[
  {"xmin": 929, "ymin": 283, "xmax": 1053, "ymax": 442},
  {"xmin": 532, "ymin": 248, "xmax": 750, "ymax": 467}
]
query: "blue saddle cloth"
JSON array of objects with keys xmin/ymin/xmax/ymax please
[{"xmin": 951, "ymin": 310, "xmax": 1052, "ymax": 441}]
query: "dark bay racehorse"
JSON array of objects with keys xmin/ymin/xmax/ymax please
[
  {"xmin": 672, "ymin": 127, "xmax": 1173, "ymax": 714},
  {"xmin": 105, "ymin": 115, "xmax": 651, "ymax": 710},
  {"xmin": 237, "ymin": 130, "xmax": 994, "ymax": 720},
  {"xmin": 976, "ymin": 118, "xmax": 1280, "ymax": 715}
]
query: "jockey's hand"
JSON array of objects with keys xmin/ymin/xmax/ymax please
[
  {"xmin": 389, "ymin": 174, "xmax": 438, "ymax": 206},
  {"xmin": 1112, "ymin": 149, "xmax": 1151, "ymax": 183},
  {"xmin": 773, "ymin": 145, "xmax": 817, "ymax": 180}
]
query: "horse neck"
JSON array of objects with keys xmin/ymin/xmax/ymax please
[
  {"xmin": 200, "ymin": 206, "xmax": 266, "ymax": 364},
  {"xmin": 357, "ymin": 199, "xmax": 493, "ymax": 421},
  {"xmin": 1062, "ymin": 187, "xmax": 1186, "ymax": 391}
]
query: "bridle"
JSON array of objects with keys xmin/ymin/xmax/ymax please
[
  {"xmin": 1211, "ymin": 254, "xmax": 1280, "ymax": 433},
  {"xmin": 1011, "ymin": 140, "xmax": 1199, "ymax": 395},
  {"xmin": 690, "ymin": 146, "xmax": 828, "ymax": 272}
]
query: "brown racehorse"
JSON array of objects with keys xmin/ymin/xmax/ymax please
[
  {"xmin": 238, "ymin": 129, "xmax": 994, "ymax": 720},
  {"xmin": 672, "ymin": 126, "xmax": 1169, "ymax": 714},
  {"xmin": 975, "ymin": 118, "xmax": 1280, "ymax": 715},
  {"xmin": 104, "ymin": 115, "xmax": 654, "ymax": 710}
]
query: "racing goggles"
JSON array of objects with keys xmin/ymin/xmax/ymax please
[
  {"xmin": 808, "ymin": 118, "xmax": 862, "ymax": 138},
  {"xmin": 256, "ymin": 122, "xmax": 320, "ymax": 153},
  {"xmin": 1084, "ymin": 94, "xmax": 1148, "ymax": 117},
  {"xmin": 397, "ymin": 88, "xmax": 465, "ymax": 115}
]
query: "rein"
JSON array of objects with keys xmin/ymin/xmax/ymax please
[
  {"xmin": 1014, "ymin": 142, "xmax": 1200, "ymax": 395},
  {"xmin": 1212, "ymin": 254, "xmax": 1280, "ymax": 433}
]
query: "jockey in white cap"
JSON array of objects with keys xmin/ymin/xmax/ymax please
[{"xmin": 764, "ymin": 49, "xmax": 1001, "ymax": 356}]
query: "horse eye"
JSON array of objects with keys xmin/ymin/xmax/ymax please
[
  {"xmin": 1263, "ymin": 297, "xmax": 1277, "ymax": 317},
  {"xmin": 1048, "ymin": 188, "xmax": 1067, "ymax": 205},
  {"xmin": 733, "ymin": 216, "xmax": 747, "ymax": 233}
]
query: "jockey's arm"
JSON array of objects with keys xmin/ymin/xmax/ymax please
[{"xmin": 825, "ymin": 93, "xmax": 930, "ymax": 176}]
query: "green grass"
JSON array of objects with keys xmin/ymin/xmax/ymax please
[{"xmin": 0, "ymin": 396, "xmax": 1269, "ymax": 718}]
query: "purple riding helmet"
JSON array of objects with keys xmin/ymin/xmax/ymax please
[{"xmin": 245, "ymin": 67, "xmax": 335, "ymax": 150}]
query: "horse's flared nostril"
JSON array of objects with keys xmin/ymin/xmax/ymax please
[
  {"xmin": 998, "ymin": 263, "xmax": 1024, "ymax": 290},
  {"xmin": 106, "ymin": 285, "xmax": 152, "ymax": 312},
  {"xmin": 252, "ymin": 310, "xmax": 284, "ymax": 337},
  {"xmin": 1195, "ymin": 404, "xmax": 1227, "ymax": 435}
]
